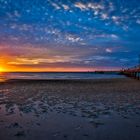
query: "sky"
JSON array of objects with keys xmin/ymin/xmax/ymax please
[{"xmin": 0, "ymin": 0, "xmax": 140, "ymax": 72}]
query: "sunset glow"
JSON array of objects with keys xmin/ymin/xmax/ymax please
[{"xmin": 0, "ymin": 67, "xmax": 4, "ymax": 72}]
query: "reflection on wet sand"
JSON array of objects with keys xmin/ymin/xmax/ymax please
[{"xmin": 0, "ymin": 79, "xmax": 140, "ymax": 140}]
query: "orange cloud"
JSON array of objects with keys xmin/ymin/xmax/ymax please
[{"xmin": 0, "ymin": 44, "xmax": 120, "ymax": 72}]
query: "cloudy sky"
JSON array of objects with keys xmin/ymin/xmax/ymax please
[{"xmin": 0, "ymin": 0, "xmax": 140, "ymax": 71}]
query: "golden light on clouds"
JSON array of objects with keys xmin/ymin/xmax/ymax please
[
  {"xmin": 0, "ymin": 44, "xmax": 119, "ymax": 72},
  {"xmin": 0, "ymin": 45, "xmax": 94, "ymax": 72}
]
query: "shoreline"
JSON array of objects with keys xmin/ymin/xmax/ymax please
[{"xmin": 1, "ymin": 77, "xmax": 127, "ymax": 83}]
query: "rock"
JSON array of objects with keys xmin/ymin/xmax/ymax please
[{"xmin": 14, "ymin": 131, "xmax": 25, "ymax": 137}]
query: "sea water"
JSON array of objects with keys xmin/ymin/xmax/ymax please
[{"xmin": 0, "ymin": 72, "xmax": 125, "ymax": 80}]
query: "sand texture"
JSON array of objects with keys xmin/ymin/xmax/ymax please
[{"xmin": 0, "ymin": 78, "xmax": 140, "ymax": 140}]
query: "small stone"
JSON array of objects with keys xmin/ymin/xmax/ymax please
[
  {"xmin": 36, "ymin": 123, "xmax": 40, "ymax": 126},
  {"xmin": 83, "ymin": 134, "xmax": 89, "ymax": 137},
  {"xmin": 63, "ymin": 135, "xmax": 68, "ymax": 138},
  {"xmin": 14, "ymin": 131, "xmax": 25, "ymax": 137},
  {"xmin": 136, "ymin": 125, "xmax": 140, "ymax": 127}
]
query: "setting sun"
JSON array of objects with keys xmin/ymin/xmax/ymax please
[{"xmin": 0, "ymin": 67, "xmax": 5, "ymax": 72}]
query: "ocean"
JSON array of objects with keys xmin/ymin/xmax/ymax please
[{"xmin": 0, "ymin": 72, "xmax": 125, "ymax": 80}]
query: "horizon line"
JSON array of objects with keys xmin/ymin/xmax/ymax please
[{"xmin": 1, "ymin": 70, "xmax": 121, "ymax": 73}]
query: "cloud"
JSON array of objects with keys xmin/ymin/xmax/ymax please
[
  {"xmin": 92, "ymin": 34, "xmax": 119, "ymax": 40},
  {"xmin": 110, "ymin": 34, "xmax": 119, "ymax": 39},
  {"xmin": 106, "ymin": 48, "xmax": 112, "ymax": 53},
  {"xmin": 50, "ymin": 2, "xmax": 61, "ymax": 10},
  {"xmin": 65, "ymin": 35, "xmax": 83, "ymax": 43},
  {"xmin": 101, "ymin": 13, "xmax": 109, "ymax": 20},
  {"xmin": 87, "ymin": 3, "xmax": 104, "ymax": 10},
  {"xmin": 74, "ymin": 2, "xmax": 104, "ymax": 12},
  {"xmin": 14, "ymin": 10, "xmax": 21, "ymax": 18},
  {"xmin": 136, "ymin": 19, "xmax": 140, "ymax": 24},
  {"xmin": 0, "ymin": 44, "xmax": 97, "ymax": 65},
  {"xmin": 92, "ymin": 56, "xmax": 111, "ymax": 61},
  {"xmin": 74, "ymin": 2, "xmax": 87, "ymax": 11},
  {"xmin": 62, "ymin": 4, "xmax": 70, "ymax": 10}
]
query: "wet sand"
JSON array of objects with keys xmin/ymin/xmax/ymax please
[{"xmin": 0, "ymin": 78, "xmax": 140, "ymax": 140}]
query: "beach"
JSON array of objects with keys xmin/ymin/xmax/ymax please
[{"xmin": 0, "ymin": 78, "xmax": 140, "ymax": 140}]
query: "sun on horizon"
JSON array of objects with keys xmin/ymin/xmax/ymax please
[{"xmin": 0, "ymin": 67, "xmax": 5, "ymax": 72}]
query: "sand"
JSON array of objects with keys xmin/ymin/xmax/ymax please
[{"xmin": 0, "ymin": 78, "xmax": 140, "ymax": 140}]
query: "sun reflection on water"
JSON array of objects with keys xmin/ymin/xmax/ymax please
[{"xmin": 0, "ymin": 72, "xmax": 7, "ymax": 82}]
